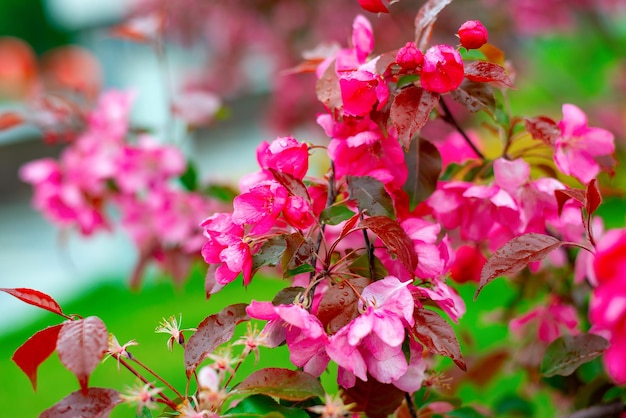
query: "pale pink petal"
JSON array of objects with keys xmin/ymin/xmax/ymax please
[{"xmin": 494, "ymin": 158, "xmax": 530, "ymax": 192}]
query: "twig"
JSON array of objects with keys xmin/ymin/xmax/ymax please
[
  {"xmin": 439, "ymin": 98, "xmax": 485, "ymax": 160},
  {"xmin": 404, "ymin": 392, "xmax": 418, "ymax": 418},
  {"xmin": 561, "ymin": 401, "xmax": 626, "ymax": 418}
]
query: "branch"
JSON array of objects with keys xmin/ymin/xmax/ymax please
[
  {"xmin": 439, "ymin": 98, "xmax": 485, "ymax": 160},
  {"xmin": 561, "ymin": 401, "xmax": 626, "ymax": 418}
]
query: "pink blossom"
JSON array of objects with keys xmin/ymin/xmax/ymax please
[
  {"xmin": 420, "ymin": 45, "xmax": 464, "ymax": 93},
  {"xmin": 435, "ymin": 130, "xmax": 483, "ymax": 168},
  {"xmin": 246, "ymin": 301, "xmax": 330, "ymax": 376},
  {"xmin": 554, "ymin": 104, "xmax": 615, "ymax": 184},
  {"xmin": 449, "ymin": 245, "xmax": 485, "ymax": 284},
  {"xmin": 172, "ymin": 90, "xmax": 221, "ymax": 127},
  {"xmin": 87, "ymin": 90, "xmax": 135, "ymax": 141},
  {"xmin": 257, "ymin": 136, "xmax": 309, "ymax": 180},
  {"xmin": 339, "ymin": 70, "xmax": 384, "ymax": 117},
  {"xmin": 283, "ymin": 195, "xmax": 315, "ymax": 230},
  {"xmin": 457, "ymin": 20, "xmax": 488, "ymax": 50},
  {"xmin": 201, "ymin": 213, "xmax": 253, "ymax": 285},
  {"xmin": 327, "ymin": 276, "xmax": 415, "ymax": 385},
  {"xmin": 232, "ymin": 180, "xmax": 288, "ymax": 235},
  {"xmin": 414, "ymin": 280, "xmax": 466, "ymax": 323},
  {"xmin": 510, "ymin": 298, "xmax": 579, "ymax": 343}
]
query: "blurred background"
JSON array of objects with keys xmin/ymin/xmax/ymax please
[{"xmin": 0, "ymin": 0, "xmax": 625, "ymax": 416}]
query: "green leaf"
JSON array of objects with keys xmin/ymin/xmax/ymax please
[
  {"xmin": 447, "ymin": 406, "xmax": 488, "ymax": 418},
  {"xmin": 320, "ymin": 205, "xmax": 356, "ymax": 226},
  {"xmin": 234, "ymin": 368, "xmax": 324, "ymax": 401},
  {"xmin": 284, "ymin": 264, "xmax": 315, "ymax": 278},
  {"xmin": 204, "ymin": 184, "xmax": 238, "ymax": 202},
  {"xmin": 224, "ymin": 394, "xmax": 308, "ymax": 417},
  {"xmin": 493, "ymin": 393, "xmax": 534, "ymax": 417},
  {"xmin": 347, "ymin": 176, "xmax": 395, "ymax": 218},
  {"xmin": 137, "ymin": 405, "xmax": 153, "ymax": 418},
  {"xmin": 541, "ymin": 334, "xmax": 609, "ymax": 377},
  {"xmin": 179, "ymin": 160, "xmax": 198, "ymax": 191},
  {"xmin": 396, "ymin": 74, "xmax": 420, "ymax": 89}
]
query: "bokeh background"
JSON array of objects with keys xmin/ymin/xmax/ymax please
[{"xmin": 0, "ymin": 0, "xmax": 625, "ymax": 416}]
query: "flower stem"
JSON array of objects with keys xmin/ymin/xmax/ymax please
[
  {"xmin": 131, "ymin": 357, "xmax": 184, "ymax": 399},
  {"xmin": 404, "ymin": 392, "xmax": 418, "ymax": 418},
  {"xmin": 116, "ymin": 355, "xmax": 178, "ymax": 410},
  {"xmin": 439, "ymin": 98, "xmax": 485, "ymax": 160}
]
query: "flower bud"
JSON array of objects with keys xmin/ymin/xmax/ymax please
[
  {"xmin": 457, "ymin": 20, "xmax": 488, "ymax": 50},
  {"xmin": 420, "ymin": 45, "xmax": 464, "ymax": 93},
  {"xmin": 395, "ymin": 41, "xmax": 423, "ymax": 72}
]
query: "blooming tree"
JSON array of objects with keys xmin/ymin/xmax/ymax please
[{"xmin": 1, "ymin": 0, "xmax": 625, "ymax": 417}]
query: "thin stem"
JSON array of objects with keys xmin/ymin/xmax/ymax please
[
  {"xmin": 561, "ymin": 400, "xmax": 626, "ymax": 418},
  {"xmin": 310, "ymin": 162, "xmax": 337, "ymax": 284},
  {"xmin": 116, "ymin": 355, "xmax": 178, "ymax": 410},
  {"xmin": 131, "ymin": 357, "xmax": 184, "ymax": 399},
  {"xmin": 439, "ymin": 98, "xmax": 485, "ymax": 160},
  {"xmin": 360, "ymin": 213, "xmax": 376, "ymax": 280},
  {"xmin": 223, "ymin": 356, "xmax": 246, "ymax": 389},
  {"xmin": 404, "ymin": 392, "xmax": 418, "ymax": 418}
]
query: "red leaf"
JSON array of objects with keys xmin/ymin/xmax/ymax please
[
  {"xmin": 341, "ymin": 376, "xmax": 405, "ymax": 418},
  {"xmin": 525, "ymin": 116, "xmax": 560, "ymax": 145},
  {"xmin": 269, "ymin": 168, "xmax": 311, "ymax": 202},
  {"xmin": 57, "ymin": 317, "xmax": 108, "ymax": 395},
  {"xmin": 464, "ymin": 61, "xmax": 514, "ymax": 89},
  {"xmin": 414, "ymin": 0, "xmax": 454, "ymax": 51},
  {"xmin": 585, "ymin": 179, "xmax": 602, "ymax": 217},
  {"xmin": 316, "ymin": 60, "xmax": 342, "ymax": 113},
  {"xmin": 476, "ymin": 233, "xmax": 563, "ymax": 299},
  {"xmin": 281, "ymin": 233, "xmax": 315, "ymax": 274},
  {"xmin": 317, "ymin": 276, "xmax": 371, "ymax": 334},
  {"xmin": 0, "ymin": 288, "xmax": 64, "ymax": 317},
  {"xmin": 391, "ymin": 85, "xmax": 439, "ymax": 150},
  {"xmin": 338, "ymin": 212, "xmax": 362, "ymax": 241},
  {"xmin": 185, "ymin": 304, "xmax": 249, "ymax": 377},
  {"xmin": 360, "ymin": 216, "xmax": 418, "ymax": 274},
  {"xmin": 450, "ymin": 80, "xmax": 495, "ymax": 114},
  {"xmin": 555, "ymin": 188, "xmax": 586, "ymax": 217},
  {"xmin": 0, "ymin": 112, "xmax": 23, "ymax": 131},
  {"xmin": 413, "ymin": 308, "xmax": 466, "ymax": 371},
  {"xmin": 12, "ymin": 324, "xmax": 63, "ymax": 391},
  {"xmin": 39, "ymin": 387, "xmax": 121, "ymax": 418},
  {"xmin": 403, "ymin": 138, "xmax": 442, "ymax": 210},
  {"xmin": 235, "ymin": 368, "xmax": 325, "ymax": 401}
]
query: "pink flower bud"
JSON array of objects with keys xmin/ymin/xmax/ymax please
[
  {"xmin": 395, "ymin": 42, "xmax": 423, "ymax": 71},
  {"xmin": 457, "ymin": 20, "xmax": 488, "ymax": 50},
  {"xmin": 420, "ymin": 45, "xmax": 464, "ymax": 93}
]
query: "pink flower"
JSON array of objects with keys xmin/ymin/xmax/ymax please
[
  {"xmin": 232, "ymin": 180, "xmax": 288, "ymax": 235},
  {"xmin": 201, "ymin": 213, "xmax": 253, "ymax": 285},
  {"xmin": 450, "ymin": 245, "xmax": 485, "ymax": 284},
  {"xmin": 246, "ymin": 301, "xmax": 330, "ymax": 376},
  {"xmin": 420, "ymin": 45, "xmax": 464, "ymax": 93},
  {"xmin": 554, "ymin": 104, "xmax": 615, "ymax": 184},
  {"xmin": 339, "ymin": 70, "xmax": 385, "ymax": 117},
  {"xmin": 327, "ymin": 276, "xmax": 415, "ymax": 386},
  {"xmin": 510, "ymin": 298, "xmax": 579, "ymax": 344},
  {"xmin": 457, "ymin": 20, "xmax": 488, "ymax": 50},
  {"xmin": 257, "ymin": 136, "xmax": 309, "ymax": 180}
]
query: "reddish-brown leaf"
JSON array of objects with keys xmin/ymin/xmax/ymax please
[
  {"xmin": 585, "ymin": 179, "xmax": 602, "ymax": 217},
  {"xmin": 281, "ymin": 233, "xmax": 315, "ymax": 274},
  {"xmin": 450, "ymin": 80, "xmax": 495, "ymax": 114},
  {"xmin": 0, "ymin": 112, "xmax": 23, "ymax": 131},
  {"xmin": 413, "ymin": 308, "xmax": 466, "ymax": 371},
  {"xmin": 414, "ymin": 0, "xmax": 454, "ymax": 51},
  {"xmin": 57, "ymin": 317, "xmax": 108, "ymax": 395},
  {"xmin": 525, "ymin": 116, "xmax": 560, "ymax": 145},
  {"xmin": 403, "ymin": 138, "xmax": 442, "ymax": 210},
  {"xmin": 360, "ymin": 216, "xmax": 418, "ymax": 274},
  {"xmin": 12, "ymin": 324, "xmax": 63, "ymax": 391},
  {"xmin": 235, "ymin": 368, "xmax": 325, "ymax": 401},
  {"xmin": 464, "ymin": 61, "xmax": 514, "ymax": 89},
  {"xmin": 0, "ymin": 288, "xmax": 64, "ymax": 317},
  {"xmin": 269, "ymin": 168, "xmax": 310, "ymax": 202},
  {"xmin": 205, "ymin": 264, "xmax": 225, "ymax": 299},
  {"xmin": 317, "ymin": 276, "xmax": 371, "ymax": 334},
  {"xmin": 555, "ymin": 188, "xmax": 586, "ymax": 216},
  {"xmin": 476, "ymin": 233, "xmax": 563, "ymax": 299},
  {"xmin": 341, "ymin": 375, "xmax": 405, "ymax": 418},
  {"xmin": 391, "ymin": 85, "xmax": 439, "ymax": 150},
  {"xmin": 338, "ymin": 212, "xmax": 362, "ymax": 241},
  {"xmin": 39, "ymin": 387, "xmax": 121, "ymax": 418},
  {"xmin": 541, "ymin": 334, "xmax": 609, "ymax": 377},
  {"xmin": 316, "ymin": 60, "xmax": 342, "ymax": 113},
  {"xmin": 185, "ymin": 304, "xmax": 249, "ymax": 377},
  {"xmin": 347, "ymin": 175, "xmax": 395, "ymax": 218}
]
